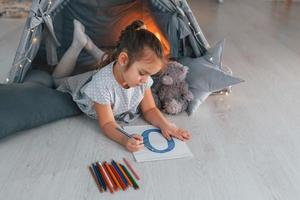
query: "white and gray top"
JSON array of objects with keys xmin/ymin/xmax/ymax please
[{"xmin": 57, "ymin": 62, "xmax": 153, "ymax": 123}]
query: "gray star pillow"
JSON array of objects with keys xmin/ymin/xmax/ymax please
[{"xmin": 178, "ymin": 39, "xmax": 244, "ymax": 115}]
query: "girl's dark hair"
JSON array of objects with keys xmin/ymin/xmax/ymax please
[{"xmin": 98, "ymin": 20, "xmax": 164, "ymax": 69}]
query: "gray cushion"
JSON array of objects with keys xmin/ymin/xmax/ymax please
[
  {"xmin": 178, "ymin": 40, "xmax": 244, "ymax": 115},
  {"xmin": 23, "ymin": 69, "xmax": 54, "ymax": 88},
  {"xmin": 0, "ymin": 82, "xmax": 81, "ymax": 139}
]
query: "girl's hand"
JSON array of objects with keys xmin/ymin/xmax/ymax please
[
  {"xmin": 160, "ymin": 123, "xmax": 191, "ymax": 142},
  {"xmin": 124, "ymin": 134, "xmax": 144, "ymax": 152}
]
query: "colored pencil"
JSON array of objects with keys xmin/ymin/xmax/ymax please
[
  {"xmin": 92, "ymin": 163, "xmax": 106, "ymax": 191},
  {"xmin": 110, "ymin": 163, "xmax": 127, "ymax": 190},
  {"xmin": 88, "ymin": 166, "xmax": 103, "ymax": 193},
  {"xmin": 112, "ymin": 160, "xmax": 128, "ymax": 187},
  {"xmin": 104, "ymin": 162, "xmax": 120, "ymax": 191},
  {"xmin": 117, "ymin": 162, "xmax": 133, "ymax": 187},
  {"xmin": 97, "ymin": 162, "xmax": 114, "ymax": 193},
  {"xmin": 123, "ymin": 157, "xmax": 140, "ymax": 180},
  {"xmin": 103, "ymin": 162, "xmax": 117, "ymax": 191},
  {"xmin": 116, "ymin": 127, "xmax": 132, "ymax": 138},
  {"xmin": 120, "ymin": 164, "xmax": 140, "ymax": 189}
]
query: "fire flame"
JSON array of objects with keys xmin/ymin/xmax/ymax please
[{"xmin": 142, "ymin": 17, "xmax": 170, "ymax": 58}]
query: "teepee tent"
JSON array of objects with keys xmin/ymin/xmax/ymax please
[
  {"xmin": 1, "ymin": 0, "xmax": 244, "ymax": 137},
  {"xmin": 5, "ymin": 0, "xmax": 210, "ymax": 83}
]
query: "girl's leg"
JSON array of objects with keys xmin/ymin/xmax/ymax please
[
  {"xmin": 52, "ymin": 19, "xmax": 87, "ymax": 78},
  {"xmin": 84, "ymin": 36, "xmax": 105, "ymax": 62}
]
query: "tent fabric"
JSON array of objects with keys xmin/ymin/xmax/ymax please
[
  {"xmin": 6, "ymin": 0, "xmax": 210, "ymax": 84},
  {"xmin": 179, "ymin": 0, "xmax": 210, "ymax": 49},
  {"xmin": 7, "ymin": 0, "xmax": 64, "ymax": 83}
]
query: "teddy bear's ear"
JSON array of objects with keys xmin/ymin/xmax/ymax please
[{"xmin": 182, "ymin": 65, "xmax": 189, "ymax": 72}]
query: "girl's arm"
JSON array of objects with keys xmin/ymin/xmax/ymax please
[
  {"xmin": 140, "ymin": 89, "xmax": 191, "ymax": 141},
  {"xmin": 94, "ymin": 102, "xmax": 144, "ymax": 152},
  {"xmin": 140, "ymin": 89, "xmax": 171, "ymax": 130}
]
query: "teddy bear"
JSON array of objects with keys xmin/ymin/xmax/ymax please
[{"xmin": 151, "ymin": 61, "xmax": 194, "ymax": 115}]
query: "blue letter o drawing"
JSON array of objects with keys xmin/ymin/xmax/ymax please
[{"xmin": 142, "ymin": 128, "xmax": 175, "ymax": 153}]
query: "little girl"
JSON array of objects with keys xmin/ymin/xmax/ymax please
[{"xmin": 53, "ymin": 19, "xmax": 191, "ymax": 152}]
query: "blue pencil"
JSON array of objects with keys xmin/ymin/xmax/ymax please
[
  {"xmin": 92, "ymin": 163, "xmax": 107, "ymax": 191},
  {"xmin": 111, "ymin": 160, "xmax": 128, "ymax": 187}
]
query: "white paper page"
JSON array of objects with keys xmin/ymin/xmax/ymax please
[{"xmin": 123, "ymin": 125, "xmax": 193, "ymax": 162}]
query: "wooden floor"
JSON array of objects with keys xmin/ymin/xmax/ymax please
[{"xmin": 1, "ymin": 0, "xmax": 300, "ymax": 199}]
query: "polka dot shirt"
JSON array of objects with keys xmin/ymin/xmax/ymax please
[{"xmin": 83, "ymin": 62, "xmax": 153, "ymax": 122}]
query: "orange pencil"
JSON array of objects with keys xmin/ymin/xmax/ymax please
[
  {"xmin": 103, "ymin": 162, "xmax": 119, "ymax": 191},
  {"xmin": 96, "ymin": 162, "xmax": 114, "ymax": 193},
  {"xmin": 117, "ymin": 162, "xmax": 133, "ymax": 187},
  {"xmin": 110, "ymin": 163, "xmax": 127, "ymax": 190},
  {"xmin": 88, "ymin": 166, "xmax": 103, "ymax": 193},
  {"xmin": 123, "ymin": 157, "xmax": 140, "ymax": 180},
  {"xmin": 103, "ymin": 162, "xmax": 117, "ymax": 191},
  {"xmin": 108, "ymin": 164, "xmax": 124, "ymax": 190}
]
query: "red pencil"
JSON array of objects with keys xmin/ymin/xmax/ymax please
[
  {"xmin": 88, "ymin": 166, "xmax": 103, "ymax": 193},
  {"xmin": 96, "ymin": 162, "xmax": 114, "ymax": 193},
  {"xmin": 123, "ymin": 157, "xmax": 140, "ymax": 180}
]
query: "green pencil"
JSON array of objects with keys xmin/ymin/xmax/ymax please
[{"xmin": 120, "ymin": 164, "xmax": 139, "ymax": 189}]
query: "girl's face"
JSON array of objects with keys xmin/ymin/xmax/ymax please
[{"xmin": 122, "ymin": 48, "xmax": 164, "ymax": 87}]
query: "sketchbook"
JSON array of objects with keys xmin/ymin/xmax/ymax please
[{"xmin": 123, "ymin": 125, "xmax": 193, "ymax": 162}]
